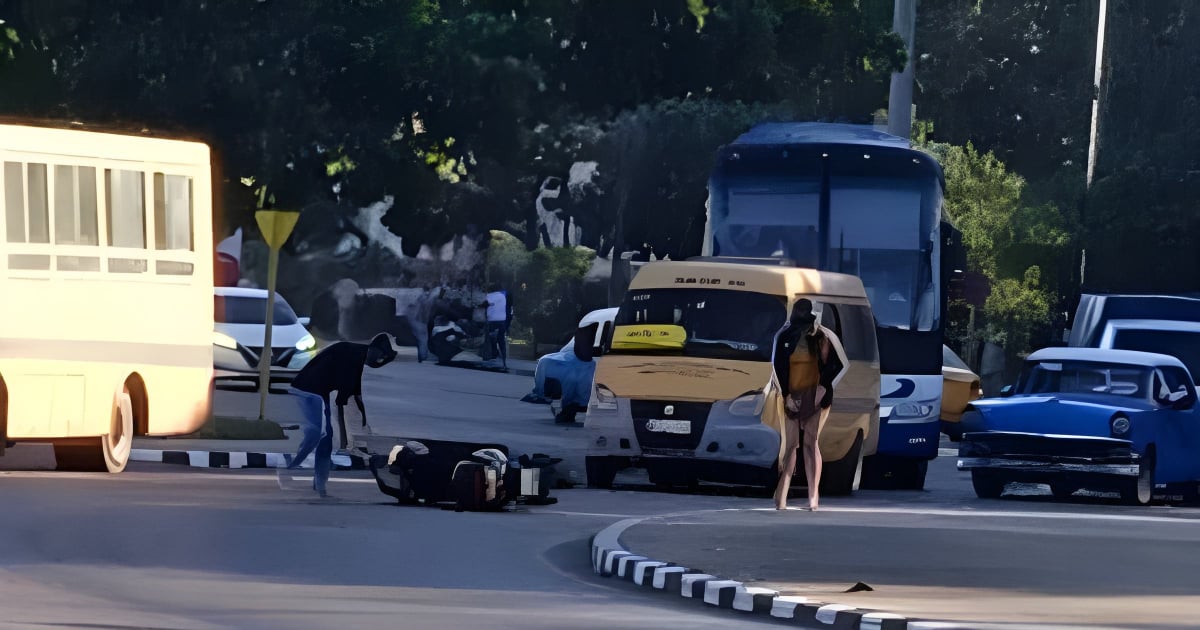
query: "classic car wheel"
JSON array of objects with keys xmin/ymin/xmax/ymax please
[
  {"xmin": 971, "ymin": 470, "xmax": 1006, "ymax": 499},
  {"xmin": 1120, "ymin": 450, "xmax": 1155, "ymax": 506},
  {"xmin": 1050, "ymin": 482, "xmax": 1077, "ymax": 500}
]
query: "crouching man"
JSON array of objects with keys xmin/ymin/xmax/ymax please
[{"xmin": 280, "ymin": 333, "xmax": 398, "ymax": 497}]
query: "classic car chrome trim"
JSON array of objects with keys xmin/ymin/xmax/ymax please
[{"xmin": 957, "ymin": 457, "xmax": 1139, "ymax": 476}]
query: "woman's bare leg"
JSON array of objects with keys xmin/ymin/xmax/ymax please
[
  {"xmin": 800, "ymin": 412, "xmax": 823, "ymax": 509},
  {"xmin": 774, "ymin": 418, "xmax": 799, "ymax": 509}
]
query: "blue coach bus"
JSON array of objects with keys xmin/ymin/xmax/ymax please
[{"xmin": 704, "ymin": 122, "xmax": 962, "ymax": 489}]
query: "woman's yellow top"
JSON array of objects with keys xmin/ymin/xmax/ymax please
[{"xmin": 788, "ymin": 338, "xmax": 820, "ymax": 392}]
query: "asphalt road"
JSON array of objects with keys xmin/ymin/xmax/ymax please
[
  {"xmin": 0, "ymin": 466, "xmax": 779, "ymax": 630},
  {"xmin": 3, "ymin": 358, "xmax": 1199, "ymax": 628}
]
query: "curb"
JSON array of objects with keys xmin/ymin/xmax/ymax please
[
  {"xmin": 131, "ymin": 448, "xmax": 367, "ymax": 471},
  {"xmin": 590, "ymin": 517, "xmax": 918, "ymax": 629}
]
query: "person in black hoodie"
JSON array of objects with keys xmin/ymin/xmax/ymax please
[
  {"xmin": 772, "ymin": 299, "xmax": 849, "ymax": 511},
  {"xmin": 280, "ymin": 333, "xmax": 397, "ymax": 497}
]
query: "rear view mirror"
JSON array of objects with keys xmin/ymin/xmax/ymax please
[
  {"xmin": 999, "ymin": 385, "xmax": 1014, "ymax": 398},
  {"xmin": 298, "ymin": 316, "xmax": 311, "ymax": 327}
]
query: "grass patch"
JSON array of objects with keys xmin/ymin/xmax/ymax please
[{"xmin": 189, "ymin": 416, "xmax": 287, "ymax": 440}]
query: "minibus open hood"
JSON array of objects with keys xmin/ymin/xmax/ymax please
[{"xmin": 594, "ymin": 355, "xmax": 773, "ymax": 401}]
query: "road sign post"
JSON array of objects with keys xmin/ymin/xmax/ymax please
[{"xmin": 253, "ymin": 210, "xmax": 300, "ymax": 421}]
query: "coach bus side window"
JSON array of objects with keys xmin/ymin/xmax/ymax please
[
  {"xmin": 105, "ymin": 169, "xmax": 148, "ymax": 274},
  {"xmin": 837, "ymin": 304, "xmax": 879, "ymax": 363}
]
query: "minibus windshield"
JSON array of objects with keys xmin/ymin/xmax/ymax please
[{"xmin": 612, "ymin": 288, "xmax": 786, "ymax": 361}]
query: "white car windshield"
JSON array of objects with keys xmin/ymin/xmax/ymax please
[{"xmin": 215, "ymin": 295, "xmax": 299, "ymax": 325}]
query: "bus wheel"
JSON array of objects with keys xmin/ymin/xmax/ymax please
[
  {"xmin": 819, "ymin": 432, "xmax": 863, "ymax": 496},
  {"xmin": 54, "ymin": 389, "xmax": 133, "ymax": 473},
  {"xmin": 101, "ymin": 389, "xmax": 134, "ymax": 473}
]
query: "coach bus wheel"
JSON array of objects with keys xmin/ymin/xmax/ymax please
[
  {"xmin": 54, "ymin": 388, "xmax": 133, "ymax": 473},
  {"xmin": 819, "ymin": 431, "xmax": 864, "ymax": 497}
]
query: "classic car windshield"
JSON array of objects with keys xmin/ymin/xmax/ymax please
[{"xmin": 1016, "ymin": 360, "xmax": 1153, "ymax": 398}]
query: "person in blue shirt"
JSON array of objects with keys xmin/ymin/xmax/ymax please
[{"xmin": 480, "ymin": 283, "xmax": 509, "ymax": 370}]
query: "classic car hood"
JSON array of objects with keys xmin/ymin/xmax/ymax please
[
  {"xmin": 965, "ymin": 395, "xmax": 1148, "ymax": 437},
  {"xmin": 216, "ymin": 322, "xmax": 310, "ymax": 348},
  {"xmin": 594, "ymin": 354, "xmax": 772, "ymax": 402}
]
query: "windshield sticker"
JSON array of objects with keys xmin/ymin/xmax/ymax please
[{"xmin": 674, "ymin": 277, "xmax": 746, "ymax": 286}]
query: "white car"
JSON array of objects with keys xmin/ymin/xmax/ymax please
[{"xmin": 212, "ymin": 287, "xmax": 317, "ymax": 388}]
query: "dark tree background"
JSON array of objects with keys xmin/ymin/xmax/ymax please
[{"xmin": 2, "ymin": 0, "xmax": 1197, "ymax": 354}]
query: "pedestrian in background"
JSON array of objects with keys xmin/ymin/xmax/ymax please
[
  {"xmin": 481, "ymin": 283, "xmax": 508, "ymax": 370},
  {"xmin": 279, "ymin": 333, "xmax": 397, "ymax": 497},
  {"xmin": 772, "ymin": 299, "xmax": 848, "ymax": 511}
]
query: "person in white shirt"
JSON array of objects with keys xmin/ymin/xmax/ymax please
[{"xmin": 481, "ymin": 283, "xmax": 508, "ymax": 369}]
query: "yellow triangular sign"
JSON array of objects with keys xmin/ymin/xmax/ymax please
[{"xmin": 255, "ymin": 210, "xmax": 300, "ymax": 249}]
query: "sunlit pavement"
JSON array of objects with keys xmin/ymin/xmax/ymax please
[{"xmin": 4, "ymin": 360, "xmax": 1200, "ymax": 628}]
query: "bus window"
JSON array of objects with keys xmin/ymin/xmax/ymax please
[
  {"xmin": 54, "ymin": 165, "xmax": 99, "ymax": 246},
  {"xmin": 154, "ymin": 173, "xmax": 193, "ymax": 252},
  {"xmin": 105, "ymin": 169, "xmax": 146, "ymax": 249},
  {"xmin": 24, "ymin": 163, "xmax": 50, "ymax": 244},
  {"xmin": 4, "ymin": 161, "xmax": 25, "ymax": 242}
]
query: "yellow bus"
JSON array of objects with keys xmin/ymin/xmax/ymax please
[
  {"xmin": 0, "ymin": 122, "xmax": 215, "ymax": 472},
  {"xmin": 584, "ymin": 258, "xmax": 880, "ymax": 495}
]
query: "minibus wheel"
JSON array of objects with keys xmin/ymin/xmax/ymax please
[
  {"xmin": 585, "ymin": 456, "xmax": 620, "ymax": 489},
  {"xmin": 819, "ymin": 431, "xmax": 864, "ymax": 496}
]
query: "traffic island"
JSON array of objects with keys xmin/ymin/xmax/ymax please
[{"xmin": 590, "ymin": 514, "xmax": 912, "ymax": 629}]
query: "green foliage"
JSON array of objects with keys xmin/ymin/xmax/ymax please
[
  {"xmin": 485, "ymin": 230, "xmax": 594, "ymax": 344},
  {"xmin": 924, "ymin": 139, "xmax": 1076, "ymax": 359},
  {"xmin": 686, "ymin": 0, "xmax": 712, "ymax": 32},
  {"xmin": 926, "ymin": 141, "xmax": 1024, "ymax": 279},
  {"xmin": 983, "ymin": 266, "xmax": 1053, "ymax": 359}
]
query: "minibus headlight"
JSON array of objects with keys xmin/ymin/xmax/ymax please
[
  {"xmin": 213, "ymin": 331, "xmax": 239, "ymax": 350},
  {"xmin": 729, "ymin": 391, "xmax": 765, "ymax": 416},
  {"xmin": 593, "ymin": 383, "xmax": 617, "ymax": 410},
  {"xmin": 295, "ymin": 334, "xmax": 316, "ymax": 352}
]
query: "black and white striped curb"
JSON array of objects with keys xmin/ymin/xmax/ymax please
[
  {"xmin": 130, "ymin": 449, "xmax": 366, "ymax": 470},
  {"xmin": 590, "ymin": 516, "xmax": 917, "ymax": 629}
]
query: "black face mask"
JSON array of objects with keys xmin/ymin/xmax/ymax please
[{"xmin": 791, "ymin": 312, "xmax": 816, "ymax": 330}]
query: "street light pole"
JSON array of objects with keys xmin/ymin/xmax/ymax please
[{"xmin": 888, "ymin": 0, "xmax": 917, "ymax": 139}]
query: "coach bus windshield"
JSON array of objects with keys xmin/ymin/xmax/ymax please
[{"xmin": 708, "ymin": 146, "xmax": 941, "ymax": 332}]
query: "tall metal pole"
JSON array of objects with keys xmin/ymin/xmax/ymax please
[
  {"xmin": 1086, "ymin": 0, "xmax": 1109, "ymax": 189},
  {"xmin": 888, "ymin": 0, "xmax": 917, "ymax": 139},
  {"xmin": 1081, "ymin": 0, "xmax": 1109, "ymax": 291}
]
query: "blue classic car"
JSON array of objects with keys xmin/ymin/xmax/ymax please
[{"xmin": 957, "ymin": 347, "xmax": 1200, "ymax": 505}]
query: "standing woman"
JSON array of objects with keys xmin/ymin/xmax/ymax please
[{"xmin": 772, "ymin": 299, "xmax": 849, "ymax": 510}]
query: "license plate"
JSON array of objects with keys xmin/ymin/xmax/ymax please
[{"xmin": 645, "ymin": 419, "xmax": 691, "ymax": 434}]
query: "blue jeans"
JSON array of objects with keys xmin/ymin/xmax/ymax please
[
  {"xmin": 287, "ymin": 387, "xmax": 332, "ymax": 495},
  {"xmin": 408, "ymin": 318, "xmax": 429, "ymax": 362}
]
